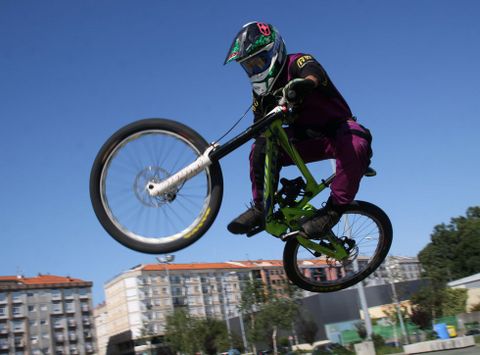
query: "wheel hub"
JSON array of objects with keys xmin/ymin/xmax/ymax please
[{"xmin": 134, "ymin": 166, "xmax": 179, "ymax": 207}]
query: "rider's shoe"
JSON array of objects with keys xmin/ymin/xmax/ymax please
[
  {"xmin": 301, "ymin": 198, "xmax": 345, "ymax": 238},
  {"xmin": 227, "ymin": 203, "xmax": 264, "ymax": 235}
]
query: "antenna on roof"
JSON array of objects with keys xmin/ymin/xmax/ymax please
[{"xmin": 16, "ymin": 266, "xmax": 23, "ymax": 279}]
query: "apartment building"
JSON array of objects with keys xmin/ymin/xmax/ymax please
[
  {"xmin": 97, "ymin": 256, "xmax": 422, "ymax": 354},
  {"xmin": 0, "ymin": 274, "xmax": 96, "ymax": 355},
  {"xmin": 97, "ymin": 258, "xmax": 339, "ymax": 354},
  {"xmin": 365, "ymin": 256, "xmax": 423, "ymax": 286}
]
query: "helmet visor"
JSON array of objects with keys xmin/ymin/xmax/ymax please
[{"xmin": 240, "ymin": 47, "xmax": 274, "ymax": 77}]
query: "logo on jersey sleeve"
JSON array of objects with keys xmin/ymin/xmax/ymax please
[{"xmin": 296, "ymin": 55, "xmax": 314, "ymax": 69}]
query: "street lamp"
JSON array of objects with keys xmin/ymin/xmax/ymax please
[
  {"xmin": 156, "ymin": 255, "xmax": 175, "ymax": 281},
  {"xmin": 386, "ymin": 257, "xmax": 408, "ymax": 344},
  {"xmin": 156, "ymin": 255, "xmax": 175, "ymax": 324},
  {"xmin": 221, "ymin": 273, "xmax": 233, "ymax": 349},
  {"xmin": 222, "ymin": 271, "xmax": 249, "ymax": 351}
]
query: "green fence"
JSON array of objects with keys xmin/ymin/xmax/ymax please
[{"xmin": 340, "ymin": 323, "xmax": 420, "ymax": 345}]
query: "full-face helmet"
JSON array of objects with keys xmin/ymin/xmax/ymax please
[{"xmin": 224, "ymin": 22, "xmax": 287, "ymax": 96}]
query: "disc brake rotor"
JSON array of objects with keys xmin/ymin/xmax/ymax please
[{"xmin": 134, "ymin": 166, "xmax": 180, "ymax": 207}]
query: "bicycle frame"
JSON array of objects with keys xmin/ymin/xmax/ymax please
[{"xmin": 210, "ymin": 105, "xmax": 348, "ymax": 260}]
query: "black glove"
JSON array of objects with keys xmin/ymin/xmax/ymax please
[{"xmin": 282, "ymin": 78, "xmax": 316, "ymax": 103}]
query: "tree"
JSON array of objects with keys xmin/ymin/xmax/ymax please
[
  {"xmin": 197, "ymin": 318, "xmax": 230, "ymax": 355},
  {"xmin": 238, "ymin": 279, "xmax": 301, "ymax": 354},
  {"xmin": 165, "ymin": 308, "xmax": 201, "ymax": 353},
  {"xmin": 442, "ymin": 288, "xmax": 468, "ymax": 316},
  {"xmin": 256, "ymin": 296, "xmax": 299, "ymax": 353},
  {"xmin": 297, "ymin": 314, "xmax": 318, "ymax": 345},
  {"xmin": 165, "ymin": 309, "xmax": 230, "ymax": 354},
  {"xmin": 418, "ymin": 206, "xmax": 480, "ymax": 283},
  {"xmin": 354, "ymin": 322, "xmax": 367, "ymax": 340},
  {"xmin": 410, "ymin": 306, "xmax": 432, "ymax": 330}
]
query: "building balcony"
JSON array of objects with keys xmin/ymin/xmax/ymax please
[
  {"xmin": 52, "ymin": 294, "xmax": 62, "ymax": 301},
  {"xmin": 67, "ymin": 319, "xmax": 77, "ymax": 327},
  {"xmin": 69, "ymin": 334, "xmax": 77, "ymax": 342},
  {"xmin": 14, "ymin": 340, "xmax": 25, "ymax": 348},
  {"xmin": 55, "ymin": 334, "xmax": 65, "ymax": 342}
]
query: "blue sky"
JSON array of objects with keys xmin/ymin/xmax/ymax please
[{"xmin": 1, "ymin": 0, "xmax": 479, "ymax": 304}]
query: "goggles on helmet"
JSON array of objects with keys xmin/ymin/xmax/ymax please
[{"xmin": 239, "ymin": 43, "xmax": 275, "ymax": 77}]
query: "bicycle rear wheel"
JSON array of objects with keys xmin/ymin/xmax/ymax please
[
  {"xmin": 283, "ymin": 201, "xmax": 392, "ymax": 292},
  {"xmin": 90, "ymin": 119, "xmax": 223, "ymax": 254}
]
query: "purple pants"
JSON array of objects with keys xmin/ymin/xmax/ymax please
[{"xmin": 249, "ymin": 119, "xmax": 372, "ymax": 206}]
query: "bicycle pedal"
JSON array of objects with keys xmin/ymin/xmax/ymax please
[{"xmin": 246, "ymin": 226, "xmax": 264, "ymax": 237}]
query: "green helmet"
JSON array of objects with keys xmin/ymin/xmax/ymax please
[{"xmin": 225, "ymin": 22, "xmax": 287, "ymax": 95}]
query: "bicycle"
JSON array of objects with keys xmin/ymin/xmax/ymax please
[{"xmin": 89, "ymin": 94, "xmax": 392, "ymax": 292}]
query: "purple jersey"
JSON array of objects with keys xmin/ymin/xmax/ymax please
[{"xmin": 252, "ymin": 53, "xmax": 353, "ymax": 131}]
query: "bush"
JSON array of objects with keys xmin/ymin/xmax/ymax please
[{"xmin": 371, "ymin": 333, "xmax": 385, "ymax": 348}]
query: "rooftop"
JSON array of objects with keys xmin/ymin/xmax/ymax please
[{"xmin": 0, "ymin": 274, "xmax": 92, "ymax": 289}]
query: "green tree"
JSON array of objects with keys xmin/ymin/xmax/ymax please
[
  {"xmin": 238, "ymin": 279, "xmax": 267, "ymax": 350},
  {"xmin": 197, "ymin": 318, "xmax": 230, "ymax": 355},
  {"xmin": 297, "ymin": 314, "xmax": 318, "ymax": 345},
  {"xmin": 442, "ymin": 288, "xmax": 468, "ymax": 315},
  {"xmin": 165, "ymin": 308, "xmax": 201, "ymax": 353},
  {"xmin": 410, "ymin": 306, "xmax": 432, "ymax": 330},
  {"xmin": 239, "ymin": 279, "xmax": 300, "ymax": 354},
  {"xmin": 256, "ymin": 296, "xmax": 299, "ymax": 353},
  {"xmin": 165, "ymin": 309, "xmax": 231, "ymax": 354},
  {"xmin": 418, "ymin": 206, "xmax": 480, "ymax": 283},
  {"xmin": 354, "ymin": 322, "xmax": 367, "ymax": 340}
]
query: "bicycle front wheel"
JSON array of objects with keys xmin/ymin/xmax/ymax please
[
  {"xmin": 283, "ymin": 201, "xmax": 392, "ymax": 292},
  {"xmin": 90, "ymin": 119, "xmax": 223, "ymax": 254}
]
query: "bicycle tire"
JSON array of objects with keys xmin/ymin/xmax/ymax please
[
  {"xmin": 283, "ymin": 200, "xmax": 392, "ymax": 292},
  {"xmin": 90, "ymin": 118, "xmax": 223, "ymax": 254}
]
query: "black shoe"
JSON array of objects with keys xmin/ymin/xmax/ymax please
[
  {"xmin": 227, "ymin": 204, "xmax": 264, "ymax": 235},
  {"xmin": 301, "ymin": 199, "xmax": 344, "ymax": 238}
]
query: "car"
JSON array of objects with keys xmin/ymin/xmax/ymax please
[
  {"xmin": 312, "ymin": 342, "xmax": 351, "ymax": 354},
  {"xmin": 466, "ymin": 328, "xmax": 480, "ymax": 336}
]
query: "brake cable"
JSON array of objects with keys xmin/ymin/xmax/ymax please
[{"xmin": 212, "ymin": 103, "xmax": 253, "ymax": 145}]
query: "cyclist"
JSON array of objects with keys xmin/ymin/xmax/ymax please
[{"xmin": 224, "ymin": 22, "xmax": 372, "ymax": 237}]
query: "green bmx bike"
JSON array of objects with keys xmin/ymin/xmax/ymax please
[{"xmin": 90, "ymin": 95, "xmax": 392, "ymax": 292}]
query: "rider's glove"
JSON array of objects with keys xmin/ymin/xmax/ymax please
[{"xmin": 282, "ymin": 78, "xmax": 316, "ymax": 104}]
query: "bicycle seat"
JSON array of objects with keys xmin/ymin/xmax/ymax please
[{"xmin": 364, "ymin": 167, "xmax": 376, "ymax": 177}]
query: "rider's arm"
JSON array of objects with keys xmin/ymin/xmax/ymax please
[{"xmin": 290, "ymin": 54, "xmax": 338, "ymax": 97}]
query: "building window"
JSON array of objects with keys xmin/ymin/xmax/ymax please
[
  {"xmin": 52, "ymin": 302, "xmax": 62, "ymax": 313},
  {"xmin": 65, "ymin": 301, "xmax": 75, "ymax": 313},
  {"xmin": 0, "ymin": 306, "xmax": 6, "ymax": 316},
  {"xmin": 12, "ymin": 320, "xmax": 24, "ymax": 332},
  {"xmin": 12, "ymin": 306, "xmax": 23, "ymax": 316}
]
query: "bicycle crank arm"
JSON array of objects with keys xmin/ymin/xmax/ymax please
[
  {"xmin": 147, "ymin": 145, "xmax": 216, "ymax": 197},
  {"xmin": 296, "ymin": 235, "xmax": 349, "ymax": 260}
]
